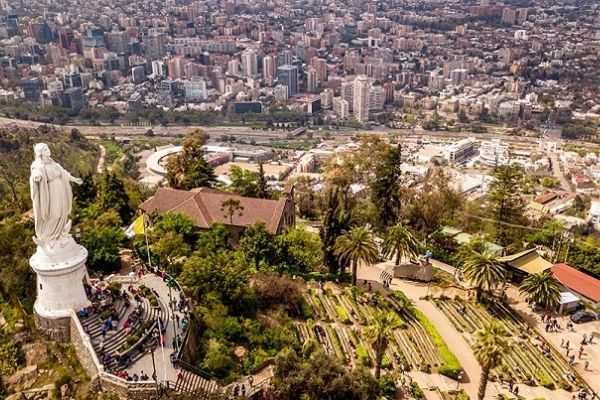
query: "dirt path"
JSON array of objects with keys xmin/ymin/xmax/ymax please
[{"xmin": 97, "ymin": 144, "xmax": 106, "ymax": 173}]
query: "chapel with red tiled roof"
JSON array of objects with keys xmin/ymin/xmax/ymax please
[{"xmin": 140, "ymin": 187, "xmax": 295, "ymax": 235}]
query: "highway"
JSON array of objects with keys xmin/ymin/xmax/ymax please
[{"xmin": 0, "ymin": 116, "xmax": 596, "ymax": 150}]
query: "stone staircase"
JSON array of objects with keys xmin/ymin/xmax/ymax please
[
  {"xmin": 78, "ymin": 294, "xmax": 168, "ymax": 371},
  {"xmin": 170, "ymin": 360, "xmax": 219, "ymax": 398}
]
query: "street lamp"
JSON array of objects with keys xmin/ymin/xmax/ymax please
[
  {"xmin": 166, "ymin": 277, "xmax": 178, "ymax": 350},
  {"xmin": 147, "ymin": 341, "xmax": 159, "ymax": 400}
]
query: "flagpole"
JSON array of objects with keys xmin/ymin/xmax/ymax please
[{"xmin": 143, "ymin": 212, "xmax": 153, "ymax": 272}]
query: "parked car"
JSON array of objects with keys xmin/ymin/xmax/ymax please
[{"xmin": 570, "ymin": 310, "xmax": 597, "ymax": 324}]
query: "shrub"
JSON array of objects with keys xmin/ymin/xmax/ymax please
[
  {"xmin": 381, "ymin": 354, "xmax": 392, "ymax": 369},
  {"xmin": 100, "ymin": 309, "xmax": 112, "ymax": 320},
  {"xmin": 106, "ymin": 281, "xmax": 122, "ymax": 294},
  {"xmin": 356, "ymin": 344, "xmax": 370, "ymax": 367},
  {"xmin": 412, "ymin": 307, "xmax": 462, "ymax": 379},
  {"xmin": 299, "ymin": 297, "xmax": 313, "ymax": 320},
  {"xmin": 335, "ymin": 305, "xmax": 351, "ymax": 324},
  {"xmin": 410, "ymin": 381, "xmax": 425, "ymax": 399},
  {"xmin": 53, "ymin": 373, "xmax": 72, "ymax": 397},
  {"xmin": 536, "ymin": 371, "xmax": 554, "ymax": 390},
  {"xmin": 0, "ymin": 341, "xmax": 25, "ymax": 375},
  {"xmin": 559, "ymin": 380, "xmax": 572, "ymax": 391}
]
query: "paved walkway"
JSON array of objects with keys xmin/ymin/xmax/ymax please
[
  {"xmin": 356, "ymin": 262, "xmax": 582, "ymax": 400},
  {"xmin": 123, "ymin": 274, "xmax": 187, "ymax": 383},
  {"xmin": 505, "ymin": 285, "xmax": 600, "ymax": 396}
]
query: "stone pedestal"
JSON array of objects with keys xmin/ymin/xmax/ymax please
[{"xmin": 29, "ymin": 234, "xmax": 90, "ymax": 341}]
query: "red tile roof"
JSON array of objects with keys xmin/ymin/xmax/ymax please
[
  {"xmin": 552, "ymin": 263, "xmax": 600, "ymax": 302},
  {"xmin": 534, "ymin": 192, "xmax": 557, "ymax": 205},
  {"xmin": 140, "ymin": 187, "xmax": 290, "ymax": 234}
]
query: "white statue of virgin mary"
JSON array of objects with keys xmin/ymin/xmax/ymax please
[{"xmin": 30, "ymin": 143, "xmax": 82, "ymax": 248}]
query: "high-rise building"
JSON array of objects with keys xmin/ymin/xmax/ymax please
[
  {"xmin": 262, "ymin": 55, "xmax": 276, "ymax": 84},
  {"xmin": 341, "ymin": 80, "xmax": 354, "ymax": 111},
  {"xmin": 277, "ymin": 65, "xmax": 298, "ymax": 96},
  {"xmin": 151, "ymin": 60, "xmax": 167, "ymax": 78},
  {"xmin": 131, "ymin": 65, "xmax": 146, "ymax": 84},
  {"xmin": 21, "ymin": 77, "xmax": 44, "ymax": 102},
  {"xmin": 450, "ymin": 69, "xmax": 469, "ymax": 85},
  {"xmin": 501, "ymin": 8, "xmax": 517, "ymax": 25},
  {"xmin": 321, "ymin": 88, "xmax": 333, "ymax": 109},
  {"xmin": 277, "ymin": 50, "xmax": 293, "ymax": 67},
  {"xmin": 273, "ymin": 84, "xmax": 289, "ymax": 101},
  {"xmin": 307, "ymin": 68, "xmax": 317, "ymax": 93},
  {"xmin": 105, "ymin": 31, "xmax": 129, "ymax": 54},
  {"xmin": 62, "ymin": 87, "xmax": 86, "ymax": 110},
  {"xmin": 227, "ymin": 59, "xmax": 241, "ymax": 76},
  {"xmin": 82, "ymin": 26, "xmax": 105, "ymax": 49},
  {"xmin": 311, "ymin": 57, "xmax": 328, "ymax": 82},
  {"xmin": 516, "ymin": 8, "xmax": 528, "ymax": 24},
  {"xmin": 63, "ymin": 65, "xmax": 82, "ymax": 88},
  {"xmin": 241, "ymin": 49, "xmax": 258, "ymax": 78},
  {"xmin": 143, "ymin": 33, "xmax": 166, "ymax": 60},
  {"xmin": 333, "ymin": 97, "xmax": 350, "ymax": 118},
  {"xmin": 353, "ymin": 75, "xmax": 370, "ymax": 122},
  {"xmin": 184, "ymin": 78, "xmax": 207, "ymax": 101},
  {"xmin": 368, "ymin": 84, "xmax": 384, "ymax": 111}
]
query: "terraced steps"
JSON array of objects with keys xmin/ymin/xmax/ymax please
[{"xmin": 432, "ymin": 298, "xmax": 579, "ymax": 390}]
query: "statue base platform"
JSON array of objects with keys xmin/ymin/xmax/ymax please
[{"xmin": 30, "ymin": 234, "xmax": 90, "ymax": 339}]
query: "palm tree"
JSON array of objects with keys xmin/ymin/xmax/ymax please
[
  {"xmin": 381, "ymin": 225, "xmax": 420, "ymax": 265},
  {"xmin": 364, "ymin": 310, "xmax": 404, "ymax": 380},
  {"xmin": 519, "ymin": 270, "xmax": 561, "ymax": 312},
  {"xmin": 333, "ymin": 226, "xmax": 379, "ymax": 286},
  {"xmin": 462, "ymin": 251, "xmax": 505, "ymax": 301},
  {"xmin": 472, "ymin": 321, "xmax": 510, "ymax": 400}
]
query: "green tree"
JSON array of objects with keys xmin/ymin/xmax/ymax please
[
  {"xmin": 381, "ymin": 225, "xmax": 420, "ymax": 265},
  {"xmin": 256, "ymin": 162, "xmax": 270, "ymax": 199},
  {"xmin": 0, "ymin": 219, "xmax": 36, "ymax": 309},
  {"xmin": 402, "ymin": 168, "xmax": 463, "ymax": 236},
  {"xmin": 472, "ymin": 322, "xmax": 510, "ymax": 400},
  {"xmin": 268, "ymin": 348, "xmax": 379, "ymax": 400},
  {"xmin": 364, "ymin": 310, "xmax": 403, "ymax": 380},
  {"xmin": 195, "ymin": 222, "xmax": 231, "ymax": 254},
  {"xmin": 152, "ymin": 212, "xmax": 197, "ymax": 246},
  {"xmin": 228, "ymin": 165, "xmax": 259, "ymax": 197},
  {"xmin": 179, "ymin": 252, "xmax": 256, "ymax": 316},
  {"xmin": 334, "ymin": 227, "xmax": 379, "ymax": 286},
  {"xmin": 462, "ymin": 251, "xmax": 505, "ymax": 300},
  {"xmin": 81, "ymin": 226, "xmax": 126, "ymax": 273},
  {"xmin": 370, "ymin": 144, "xmax": 403, "ymax": 229},
  {"xmin": 97, "ymin": 172, "xmax": 133, "ymax": 224},
  {"xmin": 275, "ymin": 228, "xmax": 323, "ymax": 274},
  {"xmin": 519, "ymin": 271, "xmax": 561, "ymax": 311},
  {"xmin": 238, "ymin": 221, "xmax": 276, "ymax": 269},
  {"xmin": 487, "ymin": 165, "xmax": 527, "ymax": 247},
  {"xmin": 72, "ymin": 172, "xmax": 97, "ymax": 208},
  {"xmin": 320, "ymin": 186, "xmax": 354, "ymax": 275},
  {"xmin": 166, "ymin": 129, "xmax": 216, "ymax": 189},
  {"xmin": 200, "ymin": 338, "xmax": 237, "ymax": 379},
  {"xmin": 153, "ymin": 231, "xmax": 190, "ymax": 274}
]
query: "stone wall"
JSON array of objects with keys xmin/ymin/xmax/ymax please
[
  {"xmin": 35, "ymin": 313, "xmax": 71, "ymax": 342},
  {"xmin": 391, "ymin": 263, "xmax": 434, "ymax": 282},
  {"xmin": 100, "ymin": 374, "xmax": 160, "ymax": 399},
  {"xmin": 69, "ymin": 311, "xmax": 102, "ymax": 389}
]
